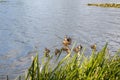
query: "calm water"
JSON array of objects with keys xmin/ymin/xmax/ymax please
[{"xmin": 0, "ymin": 0, "xmax": 120, "ymax": 79}]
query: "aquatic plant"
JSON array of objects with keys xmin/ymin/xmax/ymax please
[{"xmin": 15, "ymin": 42, "xmax": 120, "ymax": 80}]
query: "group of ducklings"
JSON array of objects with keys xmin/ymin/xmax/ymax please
[{"xmin": 44, "ymin": 36, "xmax": 97, "ymax": 57}]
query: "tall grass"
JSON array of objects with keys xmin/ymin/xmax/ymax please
[{"xmin": 16, "ymin": 43, "xmax": 120, "ymax": 80}]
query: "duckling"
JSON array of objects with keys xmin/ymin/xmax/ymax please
[
  {"xmin": 62, "ymin": 36, "xmax": 72, "ymax": 46},
  {"xmin": 61, "ymin": 46, "xmax": 70, "ymax": 54},
  {"xmin": 73, "ymin": 45, "xmax": 83, "ymax": 53},
  {"xmin": 44, "ymin": 48, "xmax": 50, "ymax": 57},
  {"xmin": 55, "ymin": 48, "xmax": 61, "ymax": 56},
  {"xmin": 90, "ymin": 44, "xmax": 97, "ymax": 51}
]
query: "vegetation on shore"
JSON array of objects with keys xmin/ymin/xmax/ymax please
[
  {"xmin": 0, "ymin": 0, "xmax": 6, "ymax": 2},
  {"xmin": 88, "ymin": 3, "xmax": 120, "ymax": 8},
  {"xmin": 15, "ymin": 36, "xmax": 120, "ymax": 80}
]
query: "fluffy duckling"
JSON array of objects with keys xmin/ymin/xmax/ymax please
[
  {"xmin": 62, "ymin": 36, "xmax": 72, "ymax": 46},
  {"xmin": 91, "ymin": 44, "xmax": 97, "ymax": 51},
  {"xmin": 73, "ymin": 45, "xmax": 83, "ymax": 53},
  {"xmin": 61, "ymin": 46, "xmax": 71, "ymax": 54},
  {"xmin": 55, "ymin": 48, "xmax": 61, "ymax": 56},
  {"xmin": 44, "ymin": 48, "xmax": 50, "ymax": 57}
]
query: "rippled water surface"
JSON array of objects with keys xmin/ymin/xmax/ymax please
[{"xmin": 0, "ymin": 0, "xmax": 120, "ymax": 79}]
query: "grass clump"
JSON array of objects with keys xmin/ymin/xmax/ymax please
[
  {"xmin": 88, "ymin": 3, "xmax": 120, "ymax": 8},
  {"xmin": 16, "ymin": 43, "xmax": 120, "ymax": 80}
]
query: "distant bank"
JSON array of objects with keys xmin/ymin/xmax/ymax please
[{"xmin": 88, "ymin": 3, "xmax": 120, "ymax": 8}]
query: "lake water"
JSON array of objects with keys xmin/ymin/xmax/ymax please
[{"xmin": 0, "ymin": 0, "xmax": 120, "ymax": 79}]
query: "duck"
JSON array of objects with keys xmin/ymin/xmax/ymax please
[
  {"xmin": 55, "ymin": 48, "xmax": 61, "ymax": 56},
  {"xmin": 61, "ymin": 46, "xmax": 70, "ymax": 54},
  {"xmin": 90, "ymin": 44, "xmax": 97, "ymax": 51},
  {"xmin": 62, "ymin": 36, "xmax": 72, "ymax": 46},
  {"xmin": 44, "ymin": 48, "xmax": 50, "ymax": 57},
  {"xmin": 73, "ymin": 45, "xmax": 83, "ymax": 53}
]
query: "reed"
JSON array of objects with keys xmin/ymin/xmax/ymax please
[{"xmin": 16, "ymin": 43, "xmax": 120, "ymax": 80}]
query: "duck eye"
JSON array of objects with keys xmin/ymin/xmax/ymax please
[{"xmin": 67, "ymin": 39, "xmax": 69, "ymax": 41}]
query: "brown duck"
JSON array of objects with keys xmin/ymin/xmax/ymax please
[
  {"xmin": 61, "ymin": 46, "xmax": 71, "ymax": 54},
  {"xmin": 62, "ymin": 36, "xmax": 72, "ymax": 46},
  {"xmin": 44, "ymin": 48, "xmax": 50, "ymax": 57},
  {"xmin": 55, "ymin": 48, "xmax": 61, "ymax": 55},
  {"xmin": 73, "ymin": 45, "xmax": 83, "ymax": 53},
  {"xmin": 91, "ymin": 44, "xmax": 97, "ymax": 51}
]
